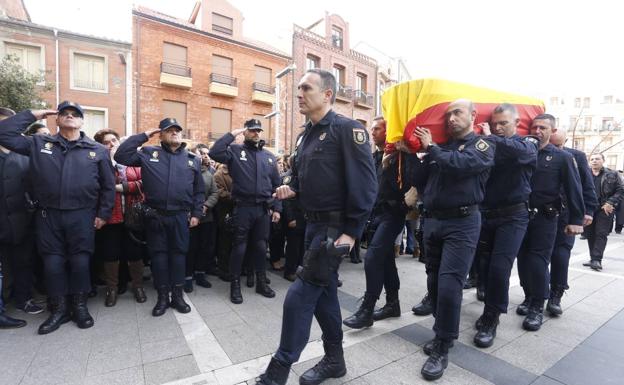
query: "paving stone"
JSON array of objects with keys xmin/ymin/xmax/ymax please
[
  {"xmin": 529, "ymin": 376, "xmax": 566, "ymax": 385},
  {"xmin": 493, "ymin": 333, "xmax": 574, "ymax": 375},
  {"xmin": 84, "ymin": 365, "xmax": 145, "ymax": 385},
  {"xmin": 141, "ymin": 336, "xmax": 192, "ymax": 364},
  {"xmin": 86, "ymin": 339, "xmax": 142, "ymax": 376},
  {"xmin": 582, "ymin": 323, "xmax": 624, "ymax": 359},
  {"xmin": 545, "ymin": 344, "xmax": 624, "ymax": 385},
  {"xmin": 143, "ymin": 355, "xmax": 200, "ymax": 385},
  {"xmin": 363, "ymin": 332, "xmax": 419, "ymax": 361}
]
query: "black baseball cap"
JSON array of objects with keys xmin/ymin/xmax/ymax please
[
  {"xmin": 159, "ymin": 117, "xmax": 183, "ymax": 131},
  {"xmin": 244, "ymin": 118, "xmax": 262, "ymax": 131},
  {"xmin": 57, "ymin": 101, "xmax": 84, "ymax": 118}
]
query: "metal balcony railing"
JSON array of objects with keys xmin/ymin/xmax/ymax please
[
  {"xmin": 336, "ymin": 85, "xmax": 353, "ymax": 100},
  {"xmin": 161, "ymin": 62, "xmax": 191, "ymax": 77},
  {"xmin": 253, "ymin": 82, "xmax": 275, "ymax": 94},
  {"xmin": 354, "ymin": 90, "xmax": 374, "ymax": 106},
  {"xmin": 210, "ymin": 73, "xmax": 238, "ymax": 87}
]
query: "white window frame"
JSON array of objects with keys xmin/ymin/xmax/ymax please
[
  {"xmin": 1, "ymin": 39, "xmax": 46, "ymax": 85},
  {"xmin": 81, "ymin": 106, "xmax": 109, "ymax": 137},
  {"xmin": 69, "ymin": 49, "xmax": 109, "ymax": 93}
]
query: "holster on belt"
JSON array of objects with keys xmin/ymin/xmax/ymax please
[{"xmin": 297, "ymin": 238, "xmax": 350, "ymax": 287}]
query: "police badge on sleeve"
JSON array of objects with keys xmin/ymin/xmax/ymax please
[
  {"xmin": 475, "ymin": 139, "xmax": 490, "ymax": 152},
  {"xmin": 352, "ymin": 128, "xmax": 366, "ymax": 145}
]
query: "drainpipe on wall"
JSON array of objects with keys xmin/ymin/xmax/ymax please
[
  {"xmin": 125, "ymin": 51, "xmax": 133, "ymax": 136},
  {"xmin": 54, "ymin": 29, "xmax": 59, "ymax": 106}
]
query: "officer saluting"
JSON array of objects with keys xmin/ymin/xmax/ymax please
[
  {"xmin": 0, "ymin": 102, "xmax": 115, "ymax": 334},
  {"xmin": 115, "ymin": 118, "xmax": 204, "ymax": 317},
  {"xmin": 209, "ymin": 118, "xmax": 281, "ymax": 304},
  {"xmin": 409, "ymin": 99, "xmax": 495, "ymax": 381},
  {"xmin": 516, "ymin": 114, "xmax": 584, "ymax": 331},
  {"xmin": 256, "ymin": 69, "xmax": 377, "ymax": 385}
]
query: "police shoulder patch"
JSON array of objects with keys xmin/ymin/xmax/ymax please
[
  {"xmin": 283, "ymin": 175, "xmax": 292, "ymax": 184},
  {"xmin": 352, "ymin": 128, "xmax": 367, "ymax": 145},
  {"xmin": 523, "ymin": 136, "xmax": 539, "ymax": 146},
  {"xmin": 475, "ymin": 139, "xmax": 490, "ymax": 152}
]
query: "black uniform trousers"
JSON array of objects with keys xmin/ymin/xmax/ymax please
[
  {"xmin": 145, "ymin": 211, "xmax": 189, "ymax": 288},
  {"xmin": 364, "ymin": 210, "xmax": 404, "ymax": 299},
  {"xmin": 284, "ymin": 227, "xmax": 305, "ymax": 276},
  {"xmin": 478, "ymin": 210, "xmax": 529, "ymax": 313},
  {"xmin": 35, "ymin": 208, "xmax": 96, "ymax": 296},
  {"xmin": 0, "ymin": 234, "xmax": 35, "ymax": 306},
  {"xmin": 548, "ymin": 210, "xmax": 575, "ymax": 292},
  {"xmin": 517, "ymin": 212, "xmax": 558, "ymax": 308},
  {"xmin": 269, "ymin": 223, "xmax": 285, "ymax": 263},
  {"xmin": 274, "ymin": 220, "xmax": 344, "ymax": 365},
  {"xmin": 424, "ymin": 212, "xmax": 481, "ymax": 341},
  {"xmin": 230, "ymin": 205, "xmax": 270, "ymax": 277},
  {"xmin": 186, "ymin": 221, "xmax": 216, "ymax": 277},
  {"xmin": 586, "ymin": 210, "xmax": 613, "ymax": 262}
]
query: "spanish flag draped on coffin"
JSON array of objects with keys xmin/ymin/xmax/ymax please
[{"xmin": 381, "ymin": 78, "xmax": 545, "ymax": 151}]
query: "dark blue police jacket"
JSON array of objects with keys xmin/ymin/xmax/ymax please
[
  {"xmin": 529, "ymin": 143, "xmax": 584, "ymax": 225},
  {"xmin": 482, "ymin": 135, "xmax": 538, "ymax": 209},
  {"xmin": 289, "ymin": 110, "xmax": 377, "ymax": 239},
  {"xmin": 114, "ymin": 133, "xmax": 204, "ymax": 218},
  {"xmin": 209, "ymin": 134, "xmax": 282, "ymax": 212},
  {"xmin": 0, "ymin": 110, "xmax": 115, "ymax": 219},
  {"xmin": 413, "ymin": 132, "xmax": 496, "ymax": 211},
  {"xmin": 564, "ymin": 146, "xmax": 597, "ymax": 215}
]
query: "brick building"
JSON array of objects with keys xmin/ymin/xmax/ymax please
[
  {"xmin": 133, "ymin": 0, "xmax": 291, "ymax": 149},
  {"xmin": 290, "ymin": 13, "xmax": 378, "ymax": 152},
  {"xmin": 0, "ymin": 0, "xmax": 132, "ymax": 137}
]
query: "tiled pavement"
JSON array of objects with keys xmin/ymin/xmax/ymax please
[{"xmin": 2, "ymin": 234, "xmax": 624, "ymax": 385}]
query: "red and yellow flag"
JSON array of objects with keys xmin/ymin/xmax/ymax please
[{"xmin": 381, "ymin": 79, "xmax": 545, "ymax": 151}]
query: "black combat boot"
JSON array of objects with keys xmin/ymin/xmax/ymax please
[
  {"xmin": 473, "ymin": 309, "xmax": 500, "ymax": 348},
  {"xmin": 343, "ymin": 293, "xmax": 376, "ymax": 329},
  {"xmin": 412, "ymin": 292, "xmax": 433, "ymax": 316},
  {"xmin": 246, "ymin": 270, "xmax": 255, "ymax": 288},
  {"xmin": 372, "ymin": 291, "xmax": 401, "ymax": 321},
  {"xmin": 152, "ymin": 286, "xmax": 170, "ymax": 317},
  {"xmin": 423, "ymin": 337, "xmax": 454, "ymax": 356},
  {"xmin": 255, "ymin": 271, "xmax": 276, "ymax": 298},
  {"xmin": 421, "ymin": 338, "xmax": 450, "ymax": 381},
  {"xmin": 523, "ymin": 304, "xmax": 544, "ymax": 331},
  {"xmin": 516, "ymin": 296, "xmax": 530, "ymax": 316},
  {"xmin": 230, "ymin": 278, "xmax": 243, "ymax": 304},
  {"xmin": 299, "ymin": 340, "xmax": 346, "ymax": 385},
  {"xmin": 547, "ymin": 286, "xmax": 565, "ymax": 316},
  {"xmin": 71, "ymin": 293, "xmax": 94, "ymax": 329},
  {"xmin": 476, "ymin": 285, "xmax": 485, "ymax": 302},
  {"xmin": 38, "ymin": 295, "xmax": 71, "ymax": 335},
  {"xmin": 255, "ymin": 357, "xmax": 290, "ymax": 385},
  {"xmin": 170, "ymin": 285, "xmax": 191, "ymax": 313}
]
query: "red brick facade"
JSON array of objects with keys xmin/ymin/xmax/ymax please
[
  {"xmin": 133, "ymin": 7, "xmax": 291, "ymax": 149},
  {"xmin": 0, "ymin": 18, "xmax": 131, "ymax": 136},
  {"xmin": 289, "ymin": 13, "xmax": 378, "ymax": 152}
]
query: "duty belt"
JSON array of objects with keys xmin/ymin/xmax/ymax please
[
  {"xmin": 423, "ymin": 205, "xmax": 478, "ymax": 220},
  {"xmin": 148, "ymin": 207, "xmax": 187, "ymax": 216},
  {"xmin": 234, "ymin": 200, "xmax": 270, "ymax": 208},
  {"xmin": 304, "ymin": 210, "xmax": 345, "ymax": 223},
  {"xmin": 481, "ymin": 202, "xmax": 528, "ymax": 219}
]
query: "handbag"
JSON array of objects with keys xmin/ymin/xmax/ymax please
[{"xmin": 123, "ymin": 183, "xmax": 146, "ymax": 233}]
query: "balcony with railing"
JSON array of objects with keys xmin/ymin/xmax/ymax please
[
  {"xmin": 252, "ymin": 82, "xmax": 275, "ymax": 105},
  {"xmin": 209, "ymin": 73, "xmax": 238, "ymax": 97},
  {"xmin": 336, "ymin": 85, "xmax": 353, "ymax": 103},
  {"xmin": 354, "ymin": 90, "xmax": 374, "ymax": 109},
  {"xmin": 159, "ymin": 62, "xmax": 192, "ymax": 89}
]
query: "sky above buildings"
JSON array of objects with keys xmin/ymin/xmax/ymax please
[{"xmin": 24, "ymin": 0, "xmax": 623, "ymax": 99}]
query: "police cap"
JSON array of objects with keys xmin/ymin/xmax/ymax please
[
  {"xmin": 159, "ymin": 117, "xmax": 183, "ymax": 131},
  {"xmin": 0, "ymin": 107, "xmax": 15, "ymax": 117},
  {"xmin": 244, "ymin": 118, "xmax": 263, "ymax": 131},
  {"xmin": 57, "ymin": 101, "xmax": 84, "ymax": 118}
]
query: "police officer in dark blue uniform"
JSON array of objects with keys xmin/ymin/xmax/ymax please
[
  {"xmin": 343, "ymin": 116, "xmax": 415, "ymax": 329},
  {"xmin": 115, "ymin": 118, "xmax": 204, "ymax": 317},
  {"xmin": 410, "ymin": 99, "xmax": 496, "ymax": 381},
  {"xmin": 547, "ymin": 128, "xmax": 597, "ymax": 316},
  {"xmin": 470, "ymin": 104, "xmax": 538, "ymax": 348},
  {"xmin": 209, "ymin": 118, "xmax": 282, "ymax": 304},
  {"xmin": 0, "ymin": 102, "xmax": 116, "ymax": 334},
  {"xmin": 516, "ymin": 114, "xmax": 584, "ymax": 331},
  {"xmin": 256, "ymin": 69, "xmax": 377, "ymax": 385}
]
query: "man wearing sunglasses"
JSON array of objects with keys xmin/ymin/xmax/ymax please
[{"xmin": 0, "ymin": 101, "xmax": 116, "ymax": 335}]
